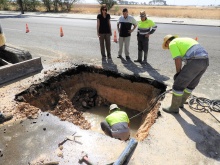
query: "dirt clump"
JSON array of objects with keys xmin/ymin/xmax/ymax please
[
  {"xmin": 16, "ymin": 90, "xmax": 91, "ymax": 130},
  {"xmin": 49, "ymin": 90, "xmax": 91, "ymax": 130},
  {"xmin": 16, "ymin": 102, "xmax": 41, "ymax": 119}
]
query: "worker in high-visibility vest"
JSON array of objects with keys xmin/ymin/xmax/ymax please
[
  {"xmin": 0, "ymin": 24, "xmax": 6, "ymax": 50},
  {"xmin": 162, "ymin": 34, "xmax": 209, "ymax": 113},
  {"xmin": 134, "ymin": 11, "xmax": 157, "ymax": 64},
  {"xmin": 100, "ymin": 104, "xmax": 130, "ymax": 141}
]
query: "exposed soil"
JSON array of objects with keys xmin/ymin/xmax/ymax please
[{"xmin": 14, "ymin": 64, "xmax": 166, "ymax": 141}]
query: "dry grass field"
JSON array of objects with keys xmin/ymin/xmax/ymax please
[{"xmin": 72, "ymin": 4, "xmax": 220, "ymax": 19}]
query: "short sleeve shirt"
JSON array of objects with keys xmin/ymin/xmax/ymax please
[
  {"xmin": 169, "ymin": 38, "xmax": 198, "ymax": 59},
  {"xmin": 118, "ymin": 15, "xmax": 137, "ymax": 37},
  {"xmin": 97, "ymin": 14, "xmax": 111, "ymax": 34}
]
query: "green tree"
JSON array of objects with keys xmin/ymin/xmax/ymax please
[
  {"xmin": 0, "ymin": 0, "xmax": 9, "ymax": 10},
  {"xmin": 62, "ymin": 0, "xmax": 78, "ymax": 12},
  {"xmin": 97, "ymin": 0, "xmax": 116, "ymax": 10},
  {"xmin": 42, "ymin": 0, "xmax": 52, "ymax": 11}
]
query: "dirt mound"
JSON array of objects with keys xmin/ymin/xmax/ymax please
[
  {"xmin": 16, "ymin": 90, "xmax": 91, "ymax": 130},
  {"xmin": 50, "ymin": 90, "xmax": 91, "ymax": 129}
]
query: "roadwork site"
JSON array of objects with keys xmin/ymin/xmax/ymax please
[
  {"xmin": 1, "ymin": 56, "xmax": 220, "ymax": 164},
  {"xmin": 0, "ymin": 13, "xmax": 220, "ymax": 165}
]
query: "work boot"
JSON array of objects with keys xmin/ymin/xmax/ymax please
[
  {"xmin": 163, "ymin": 94, "xmax": 182, "ymax": 113},
  {"xmin": 0, "ymin": 113, "xmax": 13, "ymax": 123},
  {"xmin": 141, "ymin": 52, "xmax": 148, "ymax": 64},
  {"xmin": 126, "ymin": 56, "xmax": 130, "ymax": 60},
  {"xmin": 134, "ymin": 51, "xmax": 142, "ymax": 62},
  {"xmin": 180, "ymin": 91, "xmax": 191, "ymax": 108}
]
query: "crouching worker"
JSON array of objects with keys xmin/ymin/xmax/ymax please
[
  {"xmin": 100, "ymin": 104, "xmax": 130, "ymax": 141},
  {"xmin": 0, "ymin": 24, "xmax": 6, "ymax": 50},
  {"xmin": 162, "ymin": 34, "xmax": 209, "ymax": 114},
  {"xmin": 0, "ymin": 112, "xmax": 13, "ymax": 124}
]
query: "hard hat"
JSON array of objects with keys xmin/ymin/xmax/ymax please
[{"xmin": 109, "ymin": 104, "xmax": 119, "ymax": 111}]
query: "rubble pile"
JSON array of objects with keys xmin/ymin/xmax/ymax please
[
  {"xmin": 50, "ymin": 90, "xmax": 91, "ymax": 130},
  {"xmin": 16, "ymin": 102, "xmax": 40, "ymax": 119},
  {"xmin": 72, "ymin": 87, "xmax": 109, "ymax": 111}
]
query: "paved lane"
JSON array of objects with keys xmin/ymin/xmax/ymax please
[{"xmin": 1, "ymin": 16, "xmax": 220, "ymax": 99}]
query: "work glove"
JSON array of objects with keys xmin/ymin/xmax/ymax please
[{"xmin": 173, "ymin": 72, "xmax": 180, "ymax": 80}]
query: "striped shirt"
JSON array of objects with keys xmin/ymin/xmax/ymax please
[
  {"xmin": 117, "ymin": 15, "xmax": 137, "ymax": 37},
  {"xmin": 137, "ymin": 19, "xmax": 157, "ymax": 35}
]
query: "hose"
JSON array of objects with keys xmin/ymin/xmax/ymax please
[
  {"xmin": 188, "ymin": 95, "xmax": 220, "ymax": 123},
  {"xmin": 129, "ymin": 89, "xmax": 172, "ymax": 120},
  {"xmin": 129, "ymin": 89, "xmax": 220, "ymax": 124}
]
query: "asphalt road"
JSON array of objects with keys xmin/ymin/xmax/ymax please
[{"xmin": 1, "ymin": 16, "xmax": 220, "ymax": 99}]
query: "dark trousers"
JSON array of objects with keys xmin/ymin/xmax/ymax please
[
  {"xmin": 137, "ymin": 35, "xmax": 149, "ymax": 61},
  {"xmin": 100, "ymin": 121, "xmax": 130, "ymax": 140},
  {"xmin": 99, "ymin": 33, "xmax": 111, "ymax": 57},
  {"xmin": 173, "ymin": 59, "xmax": 209, "ymax": 92},
  {"xmin": 100, "ymin": 121, "xmax": 112, "ymax": 137}
]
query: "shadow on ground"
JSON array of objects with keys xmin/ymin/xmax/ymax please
[{"xmin": 174, "ymin": 108, "xmax": 220, "ymax": 160}]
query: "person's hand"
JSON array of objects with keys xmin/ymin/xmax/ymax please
[
  {"xmin": 97, "ymin": 33, "xmax": 100, "ymax": 38},
  {"xmin": 145, "ymin": 34, "xmax": 150, "ymax": 37},
  {"xmin": 128, "ymin": 29, "xmax": 134, "ymax": 33},
  {"xmin": 173, "ymin": 72, "xmax": 180, "ymax": 80}
]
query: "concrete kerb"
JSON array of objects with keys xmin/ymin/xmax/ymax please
[{"xmin": 0, "ymin": 11, "xmax": 220, "ymax": 27}]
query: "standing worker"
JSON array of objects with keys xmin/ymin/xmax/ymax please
[
  {"xmin": 0, "ymin": 24, "xmax": 6, "ymax": 50},
  {"xmin": 97, "ymin": 4, "xmax": 112, "ymax": 59},
  {"xmin": 117, "ymin": 8, "xmax": 137, "ymax": 60},
  {"xmin": 100, "ymin": 104, "xmax": 130, "ymax": 141},
  {"xmin": 134, "ymin": 11, "xmax": 157, "ymax": 64},
  {"xmin": 162, "ymin": 34, "xmax": 209, "ymax": 113}
]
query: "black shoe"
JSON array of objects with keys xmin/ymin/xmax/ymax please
[
  {"xmin": 134, "ymin": 59, "xmax": 142, "ymax": 63},
  {"xmin": 141, "ymin": 60, "xmax": 147, "ymax": 64},
  {"xmin": 126, "ymin": 56, "xmax": 130, "ymax": 60},
  {"xmin": 117, "ymin": 55, "xmax": 122, "ymax": 58}
]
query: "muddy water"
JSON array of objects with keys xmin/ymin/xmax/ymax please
[{"xmin": 83, "ymin": 106, "xmax": 142, "ymax": 138}]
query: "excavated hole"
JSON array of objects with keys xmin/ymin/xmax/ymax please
[{"xmin": 15, "ymin": 65, "xmax": 166, "ymax": 141}]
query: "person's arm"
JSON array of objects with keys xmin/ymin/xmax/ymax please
[
  {"xmin": 97, "ymin": 19, "xmax": 100, "ymax": 37},
  {"xmin": 108, "ymin": 15, "xmax": 112, "ymax": 36},
  {"xmin": 117, "ymin": 22, "xmax": 120, "ymax": 33},
  {"xmin": 149, "ymin": 21, "xmax": 157, "ymax": 35},
  {"xmin": 175, "ymin": 58, "xmax": 182, "ymax": 73},
  {"xmin": 145, "ymin": 21, "xmax": 157, "ymax": 37},
  {"xmin": 128, "ymin": 24, "xmax": 137, "ymax": 33}
]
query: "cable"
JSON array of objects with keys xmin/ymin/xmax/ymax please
[
  {"xmin": 188, "ymin": 95, "xmax": 220, "ymax": 123},
  {"xmin": 129, "ymin": 89, "xmax": 172, "ymax": 120},
  {"xmin": 129, "ymin": 90, "xmax": 220, "ymax": 123}
]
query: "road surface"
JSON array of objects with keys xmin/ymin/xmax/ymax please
[{"xmin": 1, "ymin": 16, "xmax": 220, "ymax": 99}]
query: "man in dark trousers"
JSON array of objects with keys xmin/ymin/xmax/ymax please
[
  {"xmin": 100, "ymin": 104, "xmax": 130, "ymax": 141},
  {"xmin": 162, "ymin": 34, "xmax": 209, "ymax": 113},
  {"xmin": 134, "ymin": 11, "xmax": 157, "ymax": 64}
]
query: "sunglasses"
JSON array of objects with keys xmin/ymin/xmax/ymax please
[{"xmin": 102, "ymin": 9, "xmax": 107, "ymax": 11}]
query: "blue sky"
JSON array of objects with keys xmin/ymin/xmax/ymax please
[{"xmin": 83, "ymin": 0, "xmax": 220, "ymax": 6}]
